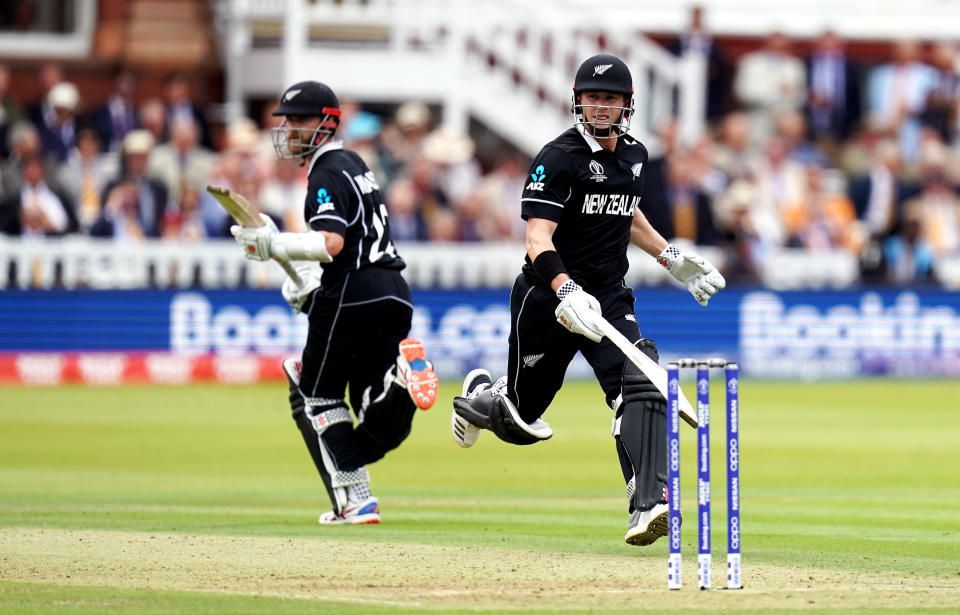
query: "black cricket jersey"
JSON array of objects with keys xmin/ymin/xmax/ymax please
[
  {"xmin": 302, "ymin": 141, "xmax": 404, "ymax": 286},
  {"xmin": 520, "ymin": 127, "xmax": 649, "ymax": 291}
]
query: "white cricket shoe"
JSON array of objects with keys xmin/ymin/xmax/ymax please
[
  {"xmin": 318, "ymin": 496, "xmax": 381, "ymax": 525},
  {"xmin": 451, "ymin": 368, "xmax": 491, "ymax": 448},
  {"xmin": 396, "ymin": 338, "xmax": 438, "ymax": 410},
  {"xmin": 624, "ymin": 502, "xmax": 669, "ymax": 546}
]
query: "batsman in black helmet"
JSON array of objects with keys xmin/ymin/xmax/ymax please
[
  {"xmin": 230, "ymin": 80, "xmax": 438, "ymax": 525},
  {"xmin": 450, "ymin": 54, "xmax": 726, "ymax": 546}
]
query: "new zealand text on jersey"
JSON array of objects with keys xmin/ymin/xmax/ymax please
[
  {"xmin": 354, "ymin": 171, "xmax": 380, "ymax": 195},
  {"xmin": 581, "ymin": 193, "xmax": 641, "ymax": 216}
]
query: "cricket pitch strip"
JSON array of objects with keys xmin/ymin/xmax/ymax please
[{"xmin": 2, "ymin": 527, "xmax": 959, "ymax": 611}]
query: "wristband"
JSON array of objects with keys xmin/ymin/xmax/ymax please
[
  {"xmin": 656, "ymin": 244, "xmax": 681, "ymax": 270},
  {"xmin": 533, "ymin": 250, "xmax": 567, "ymax": 285},
  {"xmin": 555, "ymin": 278, "xmax": 581, "ymax": 300}
]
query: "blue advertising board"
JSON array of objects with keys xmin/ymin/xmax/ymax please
[{"xmin": 0, "ymin": 287, "xmax": 958, "ymax": 378}]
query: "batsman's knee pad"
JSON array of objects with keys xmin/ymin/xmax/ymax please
[
  {"xmin": 284, "ymin": 358, "xmax": 353, "ymax": 435},
  {"xmin": 613, "ymin": 339, "xmax": 668, "ymax": 513},
  {"xmin": 621, "ymin": 338, "xmax": 661, "ymax": 401},
  {"xmin": 304, "ymin": 401, "xmax": 353, "ymax": 435},
  {"xmin": 453, "ymin": 377, "xmax": 552, "ymax": 446}
]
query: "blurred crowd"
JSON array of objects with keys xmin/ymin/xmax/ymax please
[
  {"xmin": 655, "ymin": 8, "xmax": 960, "ymax": 286},
  {"xmin": 0, "ymin": 62, "xmax": 527, "ymax": 250},
  {"xmin": 3, "ymin": 22, "xmax": 960, "ymax": 286}
]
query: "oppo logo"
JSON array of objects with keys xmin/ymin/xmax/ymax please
[{"xmin": 728, "ymin": 438, "xmax": 739, "ymax": 471}]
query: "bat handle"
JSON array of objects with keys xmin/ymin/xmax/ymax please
[
  {"xmin": 592, "ymin": 314, "xmax": 621, "ymax": 343},
  {"xmin": 276, "ymin": 259, "xmax": 304, "ymax": 288}
]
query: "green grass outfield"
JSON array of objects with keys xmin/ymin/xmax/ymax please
[{"xmin": 1, "ymin": 379, "xmax": 959, "ymax": 614}]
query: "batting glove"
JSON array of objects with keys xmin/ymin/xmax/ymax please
[
  {"xmin": 230, "ymin": 213, "xmax": 278, "ymax": 262},
  {"xmin": 657, "ymin": 244, "xmax": 726, "ymax": 306},
  {"xmin": 554, "ymin": 279, "xmax": 604, "ymax": 342},
  {"xmin": 281, "ymin": 263, "xmax": 322, "ymax": 313}
]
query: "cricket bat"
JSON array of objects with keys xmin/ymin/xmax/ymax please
[
  {"xmin": 593, "ymin": 315, "xmax": 698, "ymax": 428},
  {"xmin": 206, "ymin": 184, "xmax": 303, "ymax": 287}
]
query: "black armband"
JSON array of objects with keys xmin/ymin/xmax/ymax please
[{"xmin": 533, "ymin": 250, "xmax": 567, "ymax": 285}]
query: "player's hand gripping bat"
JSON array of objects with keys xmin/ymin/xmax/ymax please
[{"xmin": 206, "ymin": 184, "xmax": 303, "ymax": 287}]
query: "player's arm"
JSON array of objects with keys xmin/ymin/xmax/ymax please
[
  {"xmin": 629, "ymin": 208, "xmax": 669, "ymax": 256},
  {"xmin": 525, "ymin": 216, "xmax": 603, "ymax": 342},
  {"xmin": 522, "ymin": 145, "xmax": 580, "ymax": 293},
  {"xmin": 630, "ymin": 207, "xmax": 726, "ymax": 307},
  {"xmin": 273, "ymin": 229, "xmax": 342, "ymax": 261},
  {"xmin": 520, "ymin": 146, "xmax": 602, "ymax": 341},
  {"xmin": 232, "ymin": 168, "xmax": 353, "ymax": 263},
  {"xmin": 231, "ymin": 221, "xmax": 339, "ymax": 262},
  {"xmin": 526, "ymin": 217, "xmax": 568, "ymax": 292}
]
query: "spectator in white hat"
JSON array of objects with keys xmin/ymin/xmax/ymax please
[
  {"xmin": 37, "ymin": 81, "xmax": 79, "ymax": 162},
  {"xmin": 93, "ymin": 129, "xmax": 168, "ymax": 238}
]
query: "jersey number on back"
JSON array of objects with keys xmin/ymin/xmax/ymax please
[{"xmin": 369, "ymin": 203, "xmax": 396, "ymax": 262}]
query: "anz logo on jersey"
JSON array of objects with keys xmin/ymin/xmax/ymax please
[
  {"xmin": 581, "ymin": 193, "xmax": 640, "ymax": 216},
  {"xmin": 526, "ymin": 165, "xmax": 546, "ymax": 191},
  {"xmin": 316, "ymin": 188, "xmax": 334, "ymax": 213}
]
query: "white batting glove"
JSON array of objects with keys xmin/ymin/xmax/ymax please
[
  {"xmin": 657, "ymin": 244, "xmax": 726, "ymax": 306},
  {"xmin": 281, "ymin": 264, "xmax": 322, "ymax": 313},
  {"xmin": 230, "ymin": 213, "xmax": 278, "ymax": 262},
  {"xmin": 554, "ymin": 279, "xmax": 604, "ymax": 342}
]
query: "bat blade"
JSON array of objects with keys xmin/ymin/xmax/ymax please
[
  {"xmin": 207, "ymin": 184, "xmax": 304, "ymax": 288},
  {"xmin": 206, "ymin": 184, "xmax": 262, "ymax": 227}
]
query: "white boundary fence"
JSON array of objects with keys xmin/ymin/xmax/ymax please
[{"xmin": 1, "ymin": 236, "xmax": 951, "ymax": 290}]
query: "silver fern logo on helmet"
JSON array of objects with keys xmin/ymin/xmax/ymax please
[{"xmin": 593, "ymin": 64, "xmax": 613, "ymax": 76}]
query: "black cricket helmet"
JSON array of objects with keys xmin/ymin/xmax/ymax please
[
  {"xmin": 572, "ymin": 54, "xmax": 634, "ymax": 138},
  {"xmin": 271, "ymin": 80, "xmax": 342, "ymax": 159}
]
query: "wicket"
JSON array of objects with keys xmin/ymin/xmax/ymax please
[{"xmin": 666, "ymin": 358, "xmax": 741, "ymax": 590}]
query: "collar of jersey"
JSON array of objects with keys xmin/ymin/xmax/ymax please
[
  {"xmin": 576, "ymin": 125, "xmax": 604, "ymax": 153},
  {"xmin": 307, "ymin": 139, "xmax": 344, "ymax": 174}
]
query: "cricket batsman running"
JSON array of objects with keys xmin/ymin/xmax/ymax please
[
  {"xmin": 230, "ymin": 80, "xmax": 437, "ymax": 524},
  {"xmin": 451, "ymin": 54, "xmax": 726, "ymax": 546}
]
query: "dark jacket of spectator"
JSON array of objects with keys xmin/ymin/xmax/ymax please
[
  {"xmin": 163, "ymin": 74, "xmax": 212, "ymax": 150},
  {"xmin": 805, "ymin": 35, "xmax": 862, "ymax": 141},
  {"xmin": 92, "ymin": 176, "xmax": 168, "ymax": 238},
  {"xmin": 0, "ymin": 155, "xmax": 77, "ymax": 236},
  {"xmin": 90, "ymin": 69, "xmax": 139, "ymax": 153}
]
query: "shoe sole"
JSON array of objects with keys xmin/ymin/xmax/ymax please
[
  {"xmin": 452, "ymin": 368, "xmax": 490, "ymax": 448},
  {"xmin": 625, "ymin": 508, "xmax": 669, "ymax": 546},
  {"xmin": 399, "ymin": 338, "xmax": 437, "ymax": 410},
  {"xmin": 318, "ymin": 513, "xmax": 381, "ymax": 525},
  {"xmin": 451, "ymin": 412, "xmax": 480, "ymax": 448}
]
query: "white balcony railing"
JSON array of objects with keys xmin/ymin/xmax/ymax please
[
  {"xmin": 5, "ymin": 235, "xmax": 943, "ymax": 291},
  {"xmin": 213, "ymin": 0, "xmax": 706, "ymax": 155}
]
